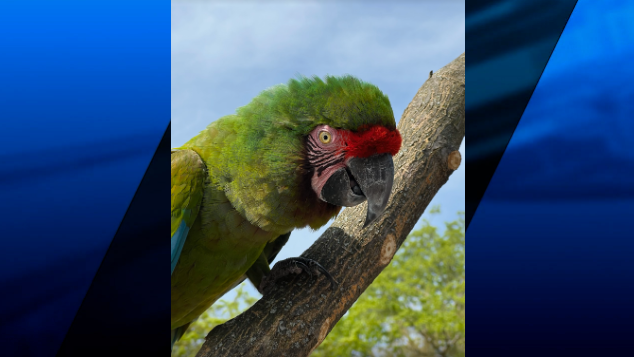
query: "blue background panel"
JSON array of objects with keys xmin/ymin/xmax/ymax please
[
  {"xmin": 469, "ymin": 1, "xmax": 634, "ymax": 355},
  {"xmin": 465, "ymin": 0, "xmax": 578, "ymax": 227},
  {"xmin": 0, "ymin": 1, "xmax": 169, "ymax": 356}
]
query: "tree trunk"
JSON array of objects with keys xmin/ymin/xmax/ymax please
[{"xmin": 197, "ymin": 53, "xmax": 465, "ymax": 357}]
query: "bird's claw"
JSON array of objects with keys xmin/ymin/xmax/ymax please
[{"xmin": 258, "ymin": 257, "xmax": 338, "ymax": 295}]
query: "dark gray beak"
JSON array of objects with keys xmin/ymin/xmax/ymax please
[{"xmin": 320, "ymin": 153, "xmax": 395, "ymax": 228}]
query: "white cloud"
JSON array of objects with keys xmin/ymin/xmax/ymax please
[{"xmin": 172, "ymin": 2, "xmax": 464, "ymax": 145}]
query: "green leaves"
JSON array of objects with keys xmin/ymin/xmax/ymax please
[{"xmin": 172, "ymin": 284, "xmax": 258, "ymax": 357}]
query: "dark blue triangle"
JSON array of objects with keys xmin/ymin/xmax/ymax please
[{"xmin": 56, "ymin": 124, "xmax": 170, "ymax": 356}]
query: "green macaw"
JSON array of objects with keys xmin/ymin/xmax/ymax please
[{"xmin": 170, "ymin": 75, "xmax": 402, "ymax": 350}]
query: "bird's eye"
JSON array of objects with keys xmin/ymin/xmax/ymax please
[{"xmin": 319, "ymin": 131, "xmax": 332, "ymax": 144}]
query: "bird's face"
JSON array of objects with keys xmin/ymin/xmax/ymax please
[{"xmin": 306, "ymin": 124, "xmax": 402, "ymax": 227}]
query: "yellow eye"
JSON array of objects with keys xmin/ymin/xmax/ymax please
[{"xmin": 319, "ymin": 131, "xmax": 332, "ymax": 144}]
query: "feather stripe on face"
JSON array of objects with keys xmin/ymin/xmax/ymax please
[{"xmin": 340, "ymin": 125, "xmax": 402, "ymax": 159}]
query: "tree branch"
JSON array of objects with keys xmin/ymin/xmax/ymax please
[{"xmin": 197, "ymin": 53, "xmax": 465, "ymax": 357}]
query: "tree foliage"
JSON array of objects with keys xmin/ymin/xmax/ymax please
[
  {"xmin": 172, "ymin": 285, "xmax": 257, "ymax": 357},
  {"xmin": 173, "ymin": 209, "xmax": 464, "ymax": 357},
  {"xmin": 312, "ymin": 208, "xmax": 465, "ymax": 357}
]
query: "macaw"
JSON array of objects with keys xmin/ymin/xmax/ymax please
[{"xmin": 170, "ymin": 75, "xmax": 402, "ymax": 350}]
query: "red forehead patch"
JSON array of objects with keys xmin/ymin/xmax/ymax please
[{"xmin": 340, "ymin": 125, "xmax": 402, "ymax": 158}]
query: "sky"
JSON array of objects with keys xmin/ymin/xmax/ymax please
[{"xmin": 171, "ymin": 0, "xmax": 465, "ymax": 298}]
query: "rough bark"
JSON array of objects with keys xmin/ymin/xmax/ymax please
[{"xmin": 197, "ymin": 53, "xmax": 465, "ymax": 357}]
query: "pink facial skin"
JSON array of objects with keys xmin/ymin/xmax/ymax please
[{"xmin": 306, "ymin": 125, "xmax": 349, "ymax": 200}]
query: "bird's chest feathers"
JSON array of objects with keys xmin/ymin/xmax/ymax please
[{"xmin": 223, "ymin": 175, "xmax": 306, "ymax": 234}]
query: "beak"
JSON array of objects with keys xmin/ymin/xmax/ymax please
[{"xmin": 320, "ymin": 153, "xmax": 395, "ymax": 228}]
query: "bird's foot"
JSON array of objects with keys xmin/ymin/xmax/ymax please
[{"xmin": 258, "ymin": 257, "xmax": 338, "ymax": 295}]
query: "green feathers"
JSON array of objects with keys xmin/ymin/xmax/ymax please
[{"xmin": 240, "ymin": 74, "xmax": 396, "ymax": 135}]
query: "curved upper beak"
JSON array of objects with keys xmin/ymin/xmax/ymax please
[{"xmin": 320, "ymin": 153, "xmax": 395, "ymax": 228}]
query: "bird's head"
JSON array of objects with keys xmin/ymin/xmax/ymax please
[
  {"xmin": 275, "ymin": 75, "xmax": 402, "ymax": 228},
  {"xmin": 305, "ymin": 123, "xmax": 401, "ymax": 227}
]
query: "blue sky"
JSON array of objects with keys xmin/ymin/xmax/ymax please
[{"xmin": 171, "ymin": 1, "xmax": 465, "ymax": 297}]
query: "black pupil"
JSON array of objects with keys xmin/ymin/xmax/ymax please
[{"xmin": 323, "ymin": 134, "xmax": 328, "ymax": 140}]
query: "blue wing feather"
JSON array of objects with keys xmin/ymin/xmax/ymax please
[
  {"xmin": 171, "ymin": 219, "xmax": 190, "ymax": 276},
  {"xmin": 171, "ymin": 149, "xmax": 206, "ymax": 276}
]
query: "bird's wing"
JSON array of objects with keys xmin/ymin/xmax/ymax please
[{"xmin": 171, "ymin": 149, "xmax": 206, "ymax": 275}]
